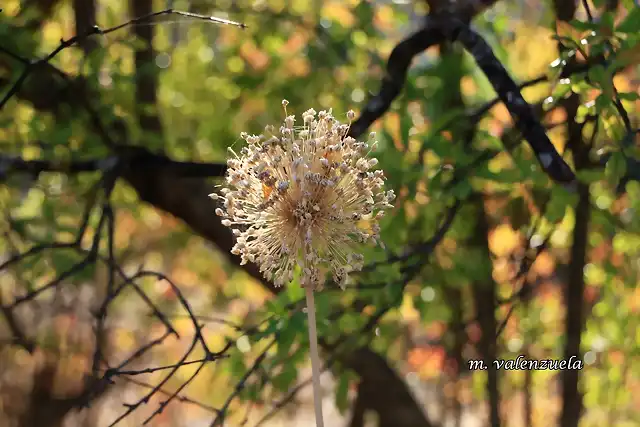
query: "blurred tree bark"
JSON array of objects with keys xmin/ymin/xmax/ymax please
[
  {"xmin": 470, "ymin": 197, "xmax": 500, "ymax": 427},
  {"xmin": 72, "ymin": 0, "xmax": 98, "ymax": 53},
  {"xmin": 552, "ymin": 2, "xmax": 590, "ymax": 427}
]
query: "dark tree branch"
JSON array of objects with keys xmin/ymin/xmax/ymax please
[
  {"xmin": 347, "ymin": 0, "xmax": 576, "ymax": 186},
  {"xmin": 211, "ymin": 340, "xmax": 277, "ymax": 427},
  {"xmin": 560, "ymin": 99, "xmax": 590, "ymax": 427},
  {"xmin": 119, "ymin": 376, "xmax": 219, "ymax": 414},
  {"xmin": 347, "ymin": 21, "xmax": 444, "ymax": 139},
  {"xmin": 551, "ymin": 3, "xmax": 592, "ymax": 425},
  {"xmin": 437, "ymin": 15, "xmax": 577, "ymax": 185},
  {"xmin": 347, "ymin": 1, "xmax": 497, "ymax": 139},
  {"xmin": 0, "ymin": 293, "xmax": 35, "ymax": 352},
  {"xmin": 348, "ymin": 381, "xmax": 367, "ymax": 427},
  {"xmin": 0, "ymin": 149, "xmax": 226, "ymax": 181}
]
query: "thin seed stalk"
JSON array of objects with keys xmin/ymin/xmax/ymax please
[{"xmin": 305, "ymin": 286, "xmax": 324, "ymax": 427}]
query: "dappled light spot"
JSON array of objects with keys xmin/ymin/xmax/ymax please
[
  {"xmin": 583, "ymin": 351, "xmax": 597, "ymax": 365},
  {"xmin": 155, "ymin": 52, "xmax": 171, "ymax": 69}
]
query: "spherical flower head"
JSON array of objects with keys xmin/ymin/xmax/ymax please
[{"xmin": 213, "ymin": 101, "xmax": 395, "ymax": 290}]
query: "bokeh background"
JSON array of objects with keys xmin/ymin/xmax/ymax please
[{"xmin": 0, "ymin": 0, "xmax": 639, "ymax": 426}]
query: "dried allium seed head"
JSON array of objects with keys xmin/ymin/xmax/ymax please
[{"xmin": 215, "ymin": 101, "xmax": 394, "ymax": 290}]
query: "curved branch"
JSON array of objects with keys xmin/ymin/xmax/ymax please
[
  {"xmin": 347, "ymin": 1, "xmax": 498, "ymax": 139},
  {"xmin": 348, "ymin": 21, "xmax": 445, "ymax": 139},
  {"xmin": 438, "ymin": 15, "xmax": 577, "ymax": 185}
]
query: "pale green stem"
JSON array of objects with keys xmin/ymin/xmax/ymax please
[{"xmin": 305, "ymin": 286, "xmax": 325, "ymax": 427}]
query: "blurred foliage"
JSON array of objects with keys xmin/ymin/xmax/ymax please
[{"xmin": 0, "ymin": 0, "xmax": 639, "ymax": 426}]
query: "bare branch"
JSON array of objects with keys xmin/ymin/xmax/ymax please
[{"xmin": 0, "ymin": 9, "xmax": 243, "ymax": 109}]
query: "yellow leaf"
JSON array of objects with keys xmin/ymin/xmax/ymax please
[
  {"xmin": 490, "ymin": 102, "xmax": 512, "ymax": 125},
  {"xmin": 489, "ymin": 224, "xmax": 521, "ymax": 257},
  {"xmin": 374, "ymin": 5, "xmax": 396, "ymax": 31},
  {"xmin": 533, "ymin": 252, "xmax": 556, "ymax": 276},
  {"xmin": 400, "ymin": 293, "xmax": 419, "ymax": 322},
  {"xmin": 461, "ymin": 75, "xmax": 477, "ymax": 97},
  {"xmin": 322, "ymin": 2, "xmax": 355, "ymax": 27}
]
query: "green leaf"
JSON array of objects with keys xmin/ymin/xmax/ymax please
[
  {"xmin": 616, "ymin": 7, "xmax": 640, "ymax": 33},
  {"xmin": 576, "ymin": 169, "xmax": 605, "ymax": 184},
  {"xmin": 73, "ymin": 262, "xmax": 97, "ymax": 284},
  {"xmin": 337, "ymin": 312, "xmax": 360, "ymax": 334},
  {"xmin": 625, "ymin": 180, "xmax": 640, "ymax": 200},
  {"xmin": 613, "ymin": 232, "xmax": 640, "ymax": 255},
  {"xmin": 252, "ymin": 318, "xmax": 280, "ymax": 342},
  {"xmin": 265, "ymin": 298, "xmax": 288, "ymax": 317},
  {"xmin": 335, "ymin": 374, "xmax": 350, "ymax": 413},
  {"xmin": 551, "ymin": 80, "xmax": 572, "ymax": 99},
  {"xmin": 450, "ymin": 179, "xmax": 472, "ymax": 199},
  {"xmin": 571, "ymin": 78, "xmax": 592, "ymax": 96},
  {"xmin": 588, "ymin": 66, "xmax": 613, "ymax": 97},
  {"xmin": 454, "ymin": 248, "xmax": 492, "ymax": 279},
  {"xmin": 286, "ymin": 277, "xmax": 304, "ymax": 302},
  {"xmin": 568, "ymin": 19, "xmax": 599, "ymax": 32},
  {"xmin": 595, "ymin": 93, "xmax": 613, "ymax": 112},
  {"xmin": 42, "ymin": 201, "xmax": 57, "ymax": 222},
  {"xmin": 475, "ymin": 163, "xmax": 522, "ymax": 183},
  {"xmin": 377, "ymin": 131, "xmax": 405, "ymax": 181},
  {"xmin": 272, "ymin": 364, "xmax": 298, "ymax": 392},
  {"xmin": 618, "ymin": 92, "xmax": 640, "ymax": 101},
  {"xmin": 51, "ymin": 251, "xmax": 81, "ymax": 274},
  {"xmin": 601, "ymin": 11, "xmax": 615, "ymax": 34},
  {"xmin": 605, "ymin": 151, "xmax": 627, "ymax": 187},
  {"xmin": 545, "ymin": 187, "xmax": 572, "ymax": 223},
  {"xmin": 229, "ymin": 353, "xmax": 247, "ymax": 379},
  {"xmin": 241, "ymin": 382, "xmax": 261, "ymax": 402},
  {"xmin": 12, "ymin": 188, "xmax": 44, "ymax": 218},
  {"xmin": 278, "ymin": 311, "xmax": 305, "ymax": 356}
]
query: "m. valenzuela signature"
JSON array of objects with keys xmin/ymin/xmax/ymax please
[{"xmin": 468, "ymin": 356, "xmax": 584, "ymax": 371}]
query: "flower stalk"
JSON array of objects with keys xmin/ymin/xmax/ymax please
[{"xmin": 305, "ymin": 286, "xmax": 324, "ymax": 427}]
